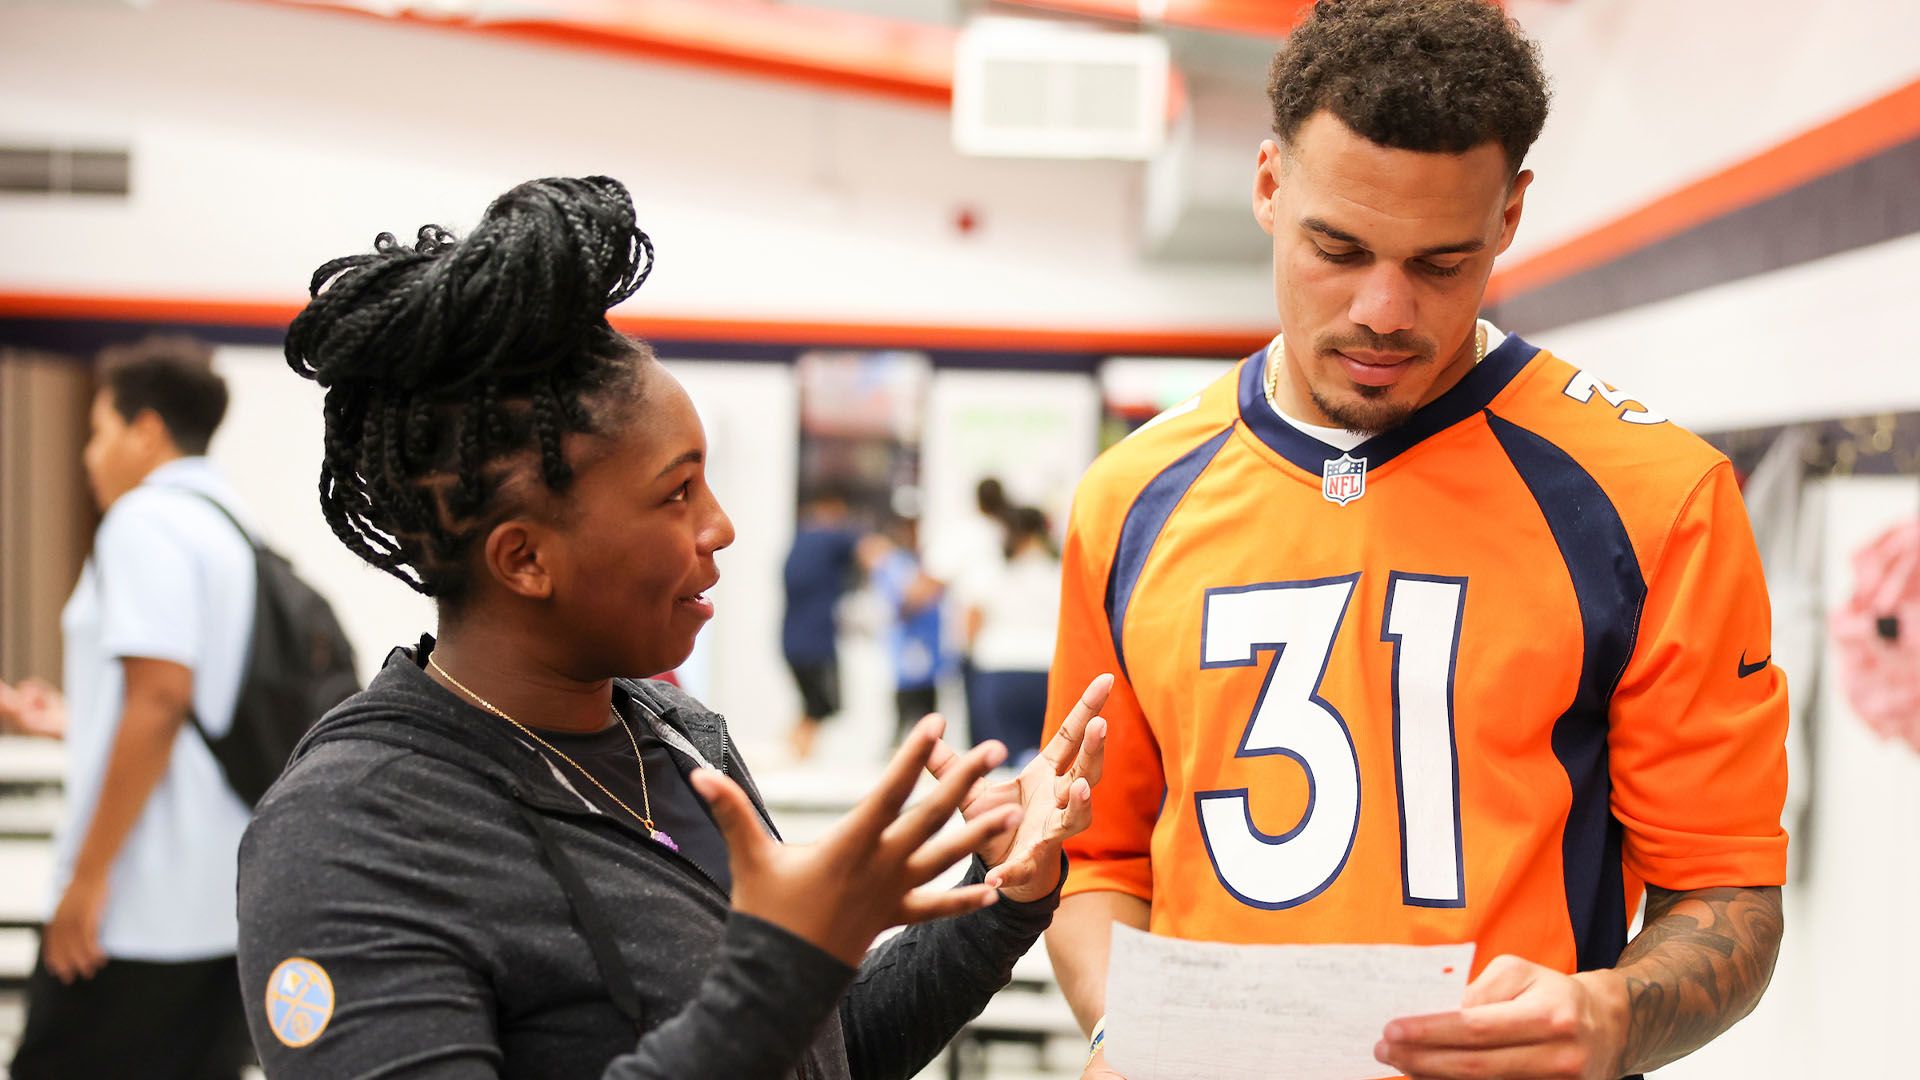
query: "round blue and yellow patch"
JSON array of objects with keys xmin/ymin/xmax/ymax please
[{"xmin": 265, "ymin": 957, "xmax": 335, "ymax": 1049}]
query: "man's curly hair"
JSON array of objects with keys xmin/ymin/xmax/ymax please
[{"xmin": 1268, "ymin": 0, "xmax": 1551, "ymax": 174}]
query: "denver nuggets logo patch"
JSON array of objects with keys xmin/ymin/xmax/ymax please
[
  {"xmin": 1322, "ymin": 453, "xmax": 1368, "ymax": 505},
  {"xmin": 266, "ymin": 957, "xmax": 335, "ymax": 1048}
]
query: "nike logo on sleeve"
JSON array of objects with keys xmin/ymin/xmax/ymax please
[{"xmin": 1738, "ymin": 651, "xmax": 1771, "ymax": 678}]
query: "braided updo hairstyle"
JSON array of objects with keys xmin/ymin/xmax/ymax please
[{"xmin": 286, "ymin": 175, "xmax": 656, "ymax": 604}]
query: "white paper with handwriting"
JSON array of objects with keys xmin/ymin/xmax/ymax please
[{"xmin": 1104, "ymin": 925, "xmax": 1475, "ymax": 1080}]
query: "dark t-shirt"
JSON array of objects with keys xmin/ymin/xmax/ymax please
[
  {"xmin": 781, "ymin": 525, "xmax": 859, "ymax": 665},
  {"xmin": 541, "ymin": 703, "xmax": 733, "ymax": 894}
]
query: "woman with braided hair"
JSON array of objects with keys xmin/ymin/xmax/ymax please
[{"xmin": 236, "ymin": 175, "xmax": 1111, "ymax": 1079}]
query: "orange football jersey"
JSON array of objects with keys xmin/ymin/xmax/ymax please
[{"xmin": 1047, "ymin": 332, "xmax": 1788, "ymax": 975}]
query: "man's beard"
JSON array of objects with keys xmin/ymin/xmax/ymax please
[
  {"xmin": 1309, "ymin": 381, "xmax": 1417, "ymax": 436},
  {"xmin": 1305, "ymin": 328, "xmax": 1437, "ymax": 435}
]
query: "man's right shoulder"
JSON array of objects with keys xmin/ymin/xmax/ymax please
[{"xmin": 1072, "ymin": 358, "xmax": 1247, "ymax": 534}]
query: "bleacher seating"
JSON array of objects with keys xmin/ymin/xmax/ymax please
[{"xmin": 0, "ymin": 735, "xmax": 63, "ymax": 1069}]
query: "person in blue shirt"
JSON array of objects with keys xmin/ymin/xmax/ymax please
[
  {"xmin": 10, "ymin": 338, "xmax": 257, "ymax": 1080},
  {"xmin": 861, "ymin": 517, "xmax": 950, "ymax": 742},
  {"xmin": 781, "ymin": 486, "xmax": 861, "ymax": 760}
]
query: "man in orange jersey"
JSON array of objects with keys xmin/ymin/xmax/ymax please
[{"xmin": 1044, "ymin": 3, "xmax": 1787, "ymax": 1078}]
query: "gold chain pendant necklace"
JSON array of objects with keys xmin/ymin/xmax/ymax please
[
  {"xmin": 428, "ymin": 654, "xmax": 680, "ymax": 853},
  {"xmin": 1266, "ymin": 323, "xmax": 1488, "ymax": 411}
]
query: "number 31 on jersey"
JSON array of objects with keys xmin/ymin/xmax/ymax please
[{"xmin": 1197, "ymin": 573, "xmax": 1467, "ymax": 910}]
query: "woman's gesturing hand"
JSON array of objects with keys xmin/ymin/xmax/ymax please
[
  {"xmin": 689, "ymin": 716, "xmax": 1021, "ymax": 967},
  {"xmin": 926, "ymin": 673, "xmax": 1111, "ymax": 903}
]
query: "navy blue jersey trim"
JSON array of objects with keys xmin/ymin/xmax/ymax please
[
  {"xmin": 1238, "ymin": 333, "xmax": 1540, "ymax": 474},
  {"xmin": 1102, "ymin": 426, "xmax": 1235, "ymax": 680},
  {"xmin": 1486, "ymin": 411, "xmax": 1648, "ymax": 973}
]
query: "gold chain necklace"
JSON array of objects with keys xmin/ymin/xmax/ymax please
[
  {"xmin": 427, "ymin": 654, "xmax": 679, "ymax": 852},
  {"xmin": 1266, "ymin": 323, "xmax": 1487, "ymax": 411}
]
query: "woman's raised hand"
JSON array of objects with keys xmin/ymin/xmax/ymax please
[
  {"xmin": 689, "ymin": 717, "xmax": 1022, "ymax": 967},
  {"xmin": 925, "ymin": 673, "xmax": 1111, "ymax": 902}
]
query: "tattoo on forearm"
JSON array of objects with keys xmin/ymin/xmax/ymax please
[{"xmin": 1611, "ymin": 885, "xmax": 1783, "ymax": 1076}]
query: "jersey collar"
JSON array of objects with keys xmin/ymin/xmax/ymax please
[{"xmin": 1237, "ymin": 332, "xmax": 1539, "ymax": 473}]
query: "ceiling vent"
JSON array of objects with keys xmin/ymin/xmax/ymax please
[
  {"xmin": 0, "ymin": 145, "xmax": 131, "ymax": 197},
  {"xmin": 952, "ymin": 17, "xmax": 1170, "ymax": 160}
]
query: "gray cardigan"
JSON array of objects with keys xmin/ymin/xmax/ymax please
[{"xmin": 237, "ymin": 643, "xmax": 1060, "ymax": 1078}]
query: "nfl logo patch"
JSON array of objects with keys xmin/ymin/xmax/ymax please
[{"xmin": 1322, "ymin": 453, "xmax": 1368, "ymax": 505}]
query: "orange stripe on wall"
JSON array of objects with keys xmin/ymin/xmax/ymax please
[
  {"xmin": 997, "ymin": 0, "xmax": 1507, "ymax": 37},
  {"xmin": 996, "ymin": 0, "xmax": 1315, "ymax": 37},
  {"xmin": 1489, "ymin": 76, "xmax": 1920, "ymax": 303},
  {"xmin": 0, "ymin": 294, "xmax": 301, "ymax": 329},
  {"xmin": 476, "ymin": 20, "xmax": 952, "ymax": 106},
  {"xmin": 0, "ymin": 291, "xmax": 1270, "ymax": 358},
  {"xmin": 249, "ymin": 0, "xmax": 957, "ymax": 108}
]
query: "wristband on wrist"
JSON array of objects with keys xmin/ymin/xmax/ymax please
[{"xmin": 1088, "ymin": 1014, "xmax": 1107, "ymax": 1062}]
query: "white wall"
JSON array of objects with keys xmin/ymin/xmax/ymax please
[
  {"xmin": 1506, "ymin": 0, "xmax": 1920, "ymax": 261},
  {"xmin": 1792, "ymin": 476, "xmax": 1920, "ymax": 1074},
  {"xmin": 1494, "ymin": 0, "xmax": 1920, "ymax": 424},
  {"xmin": 0, "ymin": 0, "xmax": 1273, "ymax": 333},
  {"xmin": 1530, "ymin": 232, "xmax": 1920, "ymax": 430}
]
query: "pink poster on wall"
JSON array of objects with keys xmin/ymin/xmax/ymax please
[{"xmin": 1830, "ymin": 518, "xmax": 1920, "ymax": 753}]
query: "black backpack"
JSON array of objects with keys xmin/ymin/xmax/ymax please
[{"xmin": 178, "ymin": 492, "xmax": 362, "ymax": 806}]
